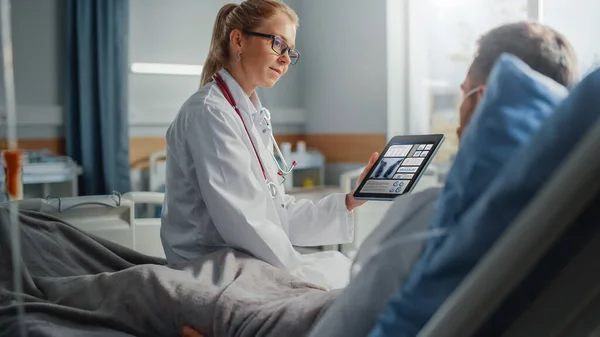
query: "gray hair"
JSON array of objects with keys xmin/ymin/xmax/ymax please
[{"xmin": 469, "ymin": 21, "xmax": 579, "ymax": 88}]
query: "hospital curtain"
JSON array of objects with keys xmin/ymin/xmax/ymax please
[{"xmin": 65, "ymin": 0, "xmax": 131, "ymax": 195}]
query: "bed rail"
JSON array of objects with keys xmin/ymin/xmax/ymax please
[{"xmin": 1, "ymin": 191, "xmax": 167, "ymax": 258}]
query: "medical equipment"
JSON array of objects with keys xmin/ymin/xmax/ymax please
[
  {"xmin": 276, "ymin": 149, "xmax": 325, "ymax": 189},
  {"xmin": 2, "ymin": 151, "xmax": 22, "ymax": 200},
  {"xmin": 0, "ymin": 152, "xmax": 81, "ymax": 201},
  {"xmin": 353, "ymin": 134, "xmax": 445, "ymax": 201},
  {"xmin": 213, "ymin": 73, "xmax": 297, "ymax": 189},
  {"xmin": 1, "ymin": 0, "xmax": 26, "ymax": 335}
]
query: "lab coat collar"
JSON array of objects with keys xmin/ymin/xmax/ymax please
[{"xmin": 217, "ymin": 68, "xmax": 263, "ymax": 119}]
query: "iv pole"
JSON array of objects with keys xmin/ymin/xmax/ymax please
[{"xmin": 1, "ymin": 0, "xmax": 26, "ymax": 336}]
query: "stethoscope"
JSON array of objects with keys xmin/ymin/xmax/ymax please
[
  {"xmin": 258, "ymin": 107, "xmax": 297, "ymax": 177},
  {"xmin": 213, "ymin": 73, "xmax": 297, "ymax": 199}
]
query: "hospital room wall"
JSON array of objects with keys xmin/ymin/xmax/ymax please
[
  {"xmin": 127, "ymin": 0, "xmax": 394, "ymax": 187},
  {"xmin": 0, "ymin": 0, "xmax": 393, "ymax": 188},
  {"xmin": 129, "ymin": 0, "xmax": 395, "ymax": 187},
  {"xmin": 127, "ymin": 0, "xmax": 307, "ymax": 190},
  {"xmin": 0, "ymin": 0, "xmax": 303, "ymax": 140},
  {"xmin": 294, "ymin": 0, "xmax": 391, "ymax": 184},
  {"xmin": 127, "ymin": 0, "xmax": 305, "ymax": 139},
  {"xmin": 0, "ymin": 0, "xmax": 304, "ymax": 191}
]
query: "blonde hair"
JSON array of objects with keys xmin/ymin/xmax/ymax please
[{"xmin": 200, "ymin": 0, "xmax": 299, "ymax": 87}]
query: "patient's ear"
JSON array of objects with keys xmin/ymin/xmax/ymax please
[{"xmin": 476, "ymin": 85, "xmax": 487, "ymax": 99}]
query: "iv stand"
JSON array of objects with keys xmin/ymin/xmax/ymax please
[{"xmin": 1, "ymin": 0, "xmax": 27, "ymax": 336}]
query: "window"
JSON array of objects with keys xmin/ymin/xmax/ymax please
[
  {"xmin": 424, "ymin": 0, "xmax": 529, "ymax": 164},
  {"xmin": 543, "ymin": 0, "xmax": 600, "ymax": 77}
]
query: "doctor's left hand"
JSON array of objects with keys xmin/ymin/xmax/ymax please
[{"xmin": 345, "ymin": 152, "xmax": 379, "ymax": 212}]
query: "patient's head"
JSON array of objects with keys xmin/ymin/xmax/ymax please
[{"xmin": 457, "ymin": 21, "xmax": 579, "ymax": 140}]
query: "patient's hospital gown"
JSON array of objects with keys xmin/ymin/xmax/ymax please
[
  {"xmin": 309, "ymin": 187, "xmax": 442, "ymax": 336},
  {"xmin": 160, "ymin": 69, "xmax": 354, "ymax": 290}
]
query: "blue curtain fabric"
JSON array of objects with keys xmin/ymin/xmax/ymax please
[{"xmin": 65, "ymin": 0, "xmax": 130, "ymax": 195}]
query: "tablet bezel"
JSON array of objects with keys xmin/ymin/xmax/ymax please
[{"xmin": 352, "ymin": 134, "xmax": 445, "ymax": 201}]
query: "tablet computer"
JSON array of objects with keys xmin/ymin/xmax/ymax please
[{"xmin": 353, "ymin": 134, "xmax": 445, "ymax": 201}]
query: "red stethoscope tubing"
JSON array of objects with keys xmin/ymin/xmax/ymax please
[{"xmin": 213, "ymin": 73, "xmax": 269, "ymax": 180}]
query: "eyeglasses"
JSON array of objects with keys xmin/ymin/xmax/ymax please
[{"xmin": 243, "ymin": 30, "xmax": 300, "ymax": 65}]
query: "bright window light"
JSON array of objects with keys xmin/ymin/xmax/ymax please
[
  {"xmin": 130, "ymin": 62, "xmax": 203, "ymax": 76},
  {"xmin": 423, "ymin": 79, "xmax": 451, "ymax": 89}
]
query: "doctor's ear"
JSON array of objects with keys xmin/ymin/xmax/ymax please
[{"xmin": 229, "ymin": 29, "xmax": 245, "ymax": 51}]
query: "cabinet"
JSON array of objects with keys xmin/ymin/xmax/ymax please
[{"xmin": 275, "ymin": 150, "xmax": 326, "ymax": 189}]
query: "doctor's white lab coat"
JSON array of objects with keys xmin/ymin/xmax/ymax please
[{"xmin": 160, "ymin": 69, "xmax": 354, "ymax": 290}]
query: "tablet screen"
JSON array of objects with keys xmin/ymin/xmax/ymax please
[{"xmin": 354, "ymin": 134, "xmax": 444, "ymax": 200}]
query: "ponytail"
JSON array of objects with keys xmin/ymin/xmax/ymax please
[{"xmin": 200, "ymin": 4, "xmax": 238, "ymax": 87}]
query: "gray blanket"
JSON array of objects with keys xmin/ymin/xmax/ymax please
[{"xmin": 0, "ymin": 207, "xmax": 338, "ymax": 337}]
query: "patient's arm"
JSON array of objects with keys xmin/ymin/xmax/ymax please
[{"xmin": 182, "ymin": 326, "xmax": 203, "ymax": 337}]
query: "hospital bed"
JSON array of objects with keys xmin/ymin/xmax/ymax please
[
  {"xmin": 147, "ymin": 150, "xmax": 167, "ymax": 217},
  {"xmin": 416, "ymin": 102, "xmax": 600, "ymax": 336},
  {"xmin": 5, "ymin": 144, "xmax": 598, "ymax": 337},
  {"xmin": 3, "ymin": 133, "xmax": 598, "ymax": 336},
  {"xmin": 8, "ymin": 112, "xmax": 600, "ymax": 337},
  {"xmin": 149, "ymin": 151, "xmax": 167, "ymax": 195},
  {"xmin": 11, "ymin": 191, "xmax": 167, "ymax": 258}
]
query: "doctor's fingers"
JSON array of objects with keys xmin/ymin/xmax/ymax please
[
  {"xmin": 356, "ymin": 152, "xmax": 380, "ymax": 187},
  {"xmin": 361, "ymin": 152, "xmax": 379, "ymax": 175},
  {"xmin": 368, "ymin": 152, "xmax": 380, "ymax": 166}
]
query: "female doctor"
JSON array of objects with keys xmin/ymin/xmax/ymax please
[{"xmin": 160, "ymin": 0, "xmax": 377, "ymax": 290}]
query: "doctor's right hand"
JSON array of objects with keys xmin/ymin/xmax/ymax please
[{"xmin": 345, "ymin": 152, "xmax": 379, "ymax": 211}]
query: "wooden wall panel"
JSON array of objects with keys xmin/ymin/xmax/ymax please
[
  {"xmin": 273, "ymin": 133, "xmax": 305, "ymax": 150},
  {"xmin": 129, "ymin": 137, "xmax": 167, "ymax": 169},
  {"xmin": 4, "ymin": 133, "xmax": 386, "ymax": 167},
  {"xmin": 0, "ymin": 139, "xmax": 65, "ymax": 155},
  {"xmin": 305, "ymin": 134, "xmax": 387, "ymax": 164},
  {"xmin": 128, "ymin": 134, "xmax": 307, "ymax": 169},
  {"xmin": 272, "ymin": 134, "xmax": 387, "ymax": 163}
]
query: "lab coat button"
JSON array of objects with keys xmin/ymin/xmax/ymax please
[
  {"xmin": 281, "ymin": 204, "xmax": 285, "ymax": 208},
  {"xmin": 263, "ymin": 129, "xmax": 267, "ymax": 133}
]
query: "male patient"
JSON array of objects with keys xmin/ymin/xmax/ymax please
[{"xmin": 306, "ymin": 21, "xmax": 579, "ymax": 337}]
